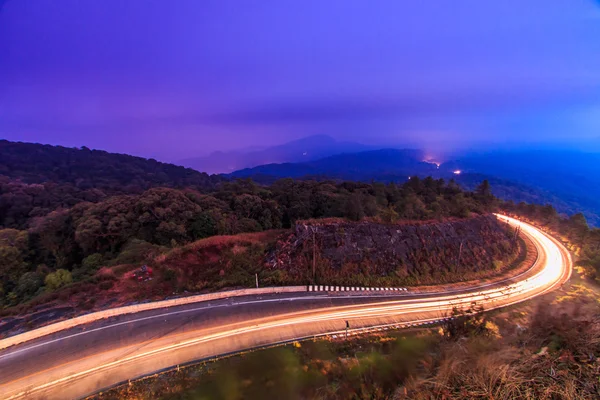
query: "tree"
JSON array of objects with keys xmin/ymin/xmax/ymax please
[
  {"xmin": 74, "ymin": 217, "xmax": 103, "ymax": 253},
  {"xmin": 82, "ymin": 253, "xmax": 104, "ymax": 271},
  {"xmin": 30, "ymin": 210, "xmax": 76, "ymax": 268},
  {"xmin": 476, "ymin": 180, "xmax": 492, "ymax": 198},
  {"xmin": 567, "ymin": 213, "xmax": 589, "ymax": 245},
  {"xmin": 540, "ymin": 204, "xmax": 559, "ymax": 226},
  {"xmin": 345, "ymin": 193, "xmax": 364, "ymax": 221},
  {"xmin": 0, "ymin": 229, "xmax": 29, "ymax": 285},
  {"xmin": 189, "ymin": 212, "xmax": 217, "ymax": 240},
  {"xmin": 380, "ymin": 206, "xmax": 399, "ymax": 224},
  {"xmin": 476, "ymin": 180, "xmax": 494, "ymax": 208},
  {"xmin": 237, "ymin": 218, "xmax": 263, "ymax": 233},
  {"xmin": 16, "ymin": 272, "xmax": 43, "ymax": 299},
  {"xmin": 44, "ymin": 269, "xmax": 73, "ymax": 291}
]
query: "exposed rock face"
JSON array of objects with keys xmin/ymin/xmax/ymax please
[{"xmin": 271, "ymin": 214, "xmax": 517, "ymax": 280}]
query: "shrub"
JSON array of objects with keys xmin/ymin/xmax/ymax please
[
  {"xmin": 99, "ymin": 280, "xmax": 114, "ymax": 291},
  {"xmin": 112, "ymin": 239, "xmax": 165, "ymax": 265},
  {"xmin": 237, "ymin": 218, "xmax": 263, "ymax": 233},
  {"xmin": 16, "ymin": 271, "xmax": 44, "ymax": 299},
  {"xmin": 188, "ymin": 212, "xmax": 217, "ymax": 239},
  {"xmin": 162, "ymin": 268, "xmax": 177, "ymax": 283},
  {"xmin": 82, "ymin": 253, "xmax": 104, "ymax": 271},
  {"xmin": 44, "ymin": 269, "xmax": 73, "ymax": 291}
]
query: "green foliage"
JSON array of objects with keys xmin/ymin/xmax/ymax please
[
  {"xmin": 132, "ymin": 333, "xmax": 434, "ymax": 400},
  {"xmin": 162, "ymin": 269, "xmax": 177, "ymax": 284},
  {"xmin": 0, "ymin": 229, "xmax": 30, "ymax": 300},
  {"xmin": 15, "ymin": 271, "xmax": 44, "ymax": 299},
  {"xmin": 0, "ymin": 139, "xmax": 222, "ymax": 230},
  {"xmin": 1, "ymin": 172, "xmax": 533, "ymax": 308},
  {"xmin": 44, "ymin": 269, "xmax": 73, "ymax": 291},
  {"xmin": 345, "ymin": 193, "xmax": 365, "ymax": 221},
  {"xmin": 111, "ymin": 239, "xmax": 164, "ymax": 266},
  {"xmin": 442, "ymin": 304, "xmax": 492, "ymax": 339},
  {"xmin": 82, "ymin": 253, "xmax": 104, "ymax": 271},
  {"xmin": 492, "ymin": 260, "xmax": 503, "ymax": 271},
  {"xmin": 236, "ymin": 218, "xmax": 263, "ymax": 233},
  {"xmin": 188, "ymin": 212, "xmax": 217, "ymax": 240}
]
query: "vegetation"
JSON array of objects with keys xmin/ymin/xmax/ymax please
[
  {"xmin": 501, "ymin": 201, "xmax": 600, "ymax": 286},
  {"xmin": 0, "ymin": 140, "xmax": 222, "ymax": 229},
  {"xmin": 2, "ymin": 150, "xmax": 598, "ymax": 320},
  {"xmin": 0, "ymin": 174, "xmax": 498, "ymax": 309},
  {"xmin": 3, "ymin": 141, "xmax": 600, "ymax": 397},
  {"xmin": 271, "ymin": 215, "xmax": 524, "ymax": 288},
  {"xmin": 2, "ymin": 140, "xmax": 599, "ymax": 320}
]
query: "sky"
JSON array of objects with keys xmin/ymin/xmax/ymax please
[{"xmin": 1, "ymin": 0, "xmax": 599, "ymax": 162}]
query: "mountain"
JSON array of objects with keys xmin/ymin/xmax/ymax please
[
  {"xmin": 179, "ymin": 135, "xmax": 372, "ymax": 174},
  {"xmin": 229, "ymin": 148, "xmax": 600, "ymax": 226},
  {"xmin": 443, "ymin": 150, "xmax": 600, "ymax": 226},
  {"xmin": 229, "ymin": 148, "xmax": 439, "ymax": 182},
  {"xmin": 0, "ymin": 140, "xmax": 222, "ymax": 191},
  {"xmin": 0, "ymin": 140, "xmax": 224, "ymax": 228}
]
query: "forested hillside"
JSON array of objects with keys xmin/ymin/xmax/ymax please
[
  {"xmin": 1, "ymin": 141, "xmax": 599, "ymax": 319},
  {"xmin": 0, "ymin": 140, "xmax": 223, "ymax": 229},
  {"xmin": 0, "ymin": 174, "xmax": 496, "ymax": 309},
  {"xmin": 228, "ymin": 148, "xmax": 600, "ymax": 226}
]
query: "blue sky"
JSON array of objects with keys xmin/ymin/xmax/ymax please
[{"xmin": 1, "ymin": 0, "xmax": 599, "ymax": 161}]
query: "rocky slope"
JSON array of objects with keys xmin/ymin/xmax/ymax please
[{"xmin": 270, "ymin": 214, "xmax": 520, "ymax": 284}]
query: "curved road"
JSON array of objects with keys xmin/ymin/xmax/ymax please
[{"xmin": 0, "ymin": 215, "xmax": 572, "ymax": 399}]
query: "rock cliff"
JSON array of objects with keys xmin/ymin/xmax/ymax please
[{"xmin": 270, "ymin": 214, "xmax": 519, "ymax": 284}]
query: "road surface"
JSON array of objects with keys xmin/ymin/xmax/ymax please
[{"xmin": 0, "ymin": 215, "xmax": 572, "ymax": 399}]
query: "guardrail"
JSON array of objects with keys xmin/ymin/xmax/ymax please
[
  {"xmin": 0, "ymin": 237, "xmax": 538, "ymax": 353},
  {"xmin": 0, "ymin": 284, "xmax": 415, "ymax": 350},
  {"xmin": 0, "ymin": 286, "xmax": 307, "ymax": 351},
  {"xmin": 307, "ymin": 285, "xmax": 408, "ymax": 292}
]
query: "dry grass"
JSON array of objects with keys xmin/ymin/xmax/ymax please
[
  {"xmin": 296, "ymin": 215, "xmax": 475, "ymax": 227},
  {"xmin": 155, "ymin": 230, "xmax": 285, "ymax": 263},
  {"xmin": 401, "ymin": 284, "xmax": 600, "ymax": 400}
]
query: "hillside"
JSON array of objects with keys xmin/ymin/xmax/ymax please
[
  {"xmin": 179, "ymin": 135, "xmax": 372, "ymax": 174},
  {"xmin": 229, "ymin": 149, "xmax": 437, "ymax": 181},
  {"xmin": 0, "ymin": 140, "xmax": 224, "ymax": 229},
  {"xmin": 0, "ymin": 215, "xmax": 521, "ymax": 335},
  {"xmin": 454, "ymin": 173, "xmax": 600, "ymax": 226},
  {"xmin": 229, "ymin": 148, "xmax": 600, "ymax": 226},
  {"xmin": 446, "ymin": 150, "xmax": 600, "ymax": 226},
  {"xmin": 2, "ymin": 141, "xmax": 598, "ymax": 325},
  {"xmin": 0, "ymin": 177, "xmax": 497, "ymax": 313},
  {"xmin": 270, "ymin": 214, "xmax": 522, "ymax": 286},
  {"xmin": 0, "ymin": 140, "xmax": 221, "ymax": 190}
]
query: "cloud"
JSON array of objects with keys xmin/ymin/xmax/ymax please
[{"xmin": 203, "ymin": 83, "xmax": 600, "ymax": 126}]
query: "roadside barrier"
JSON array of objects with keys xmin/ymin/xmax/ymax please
[
  {"xmin": 307, "ymin": 285, "xmax": 408, "ymax": 292},
  {"xmin": 0, "ymin": 286, "xmax": 306, "ymax": 351},
  {"xmin": 0, "ymin": 284, "xmax": 414, "ymax": 350},
  {"xmin": 1, "ymin": 284, "xmax": 414, "ymax": 350}
]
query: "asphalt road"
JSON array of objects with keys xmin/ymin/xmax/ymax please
[{"xmin": 0, "ymin": 215, "xmax": 572, "ymax": 400}]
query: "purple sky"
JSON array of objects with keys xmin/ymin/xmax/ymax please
[{"xmin": 1, "ymin": 0, "xmax": 599, "ymax": 162}]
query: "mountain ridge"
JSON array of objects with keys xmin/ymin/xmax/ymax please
[
  {"xmin": 178, "ymin": 134, "xmax": 373, "ymax": 174},
  {"xmin": 227, "ymin": 148, "xmax": 600, "ymax": 226}
]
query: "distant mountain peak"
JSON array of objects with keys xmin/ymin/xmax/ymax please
[{"xmin": 178, "ymin": 134, "xmax": 371, "ymax": 174}]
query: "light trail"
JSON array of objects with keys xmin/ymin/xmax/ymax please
[{"xmin": 0, "ymin": 215, "xmax": 572, "ymax": 400}]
